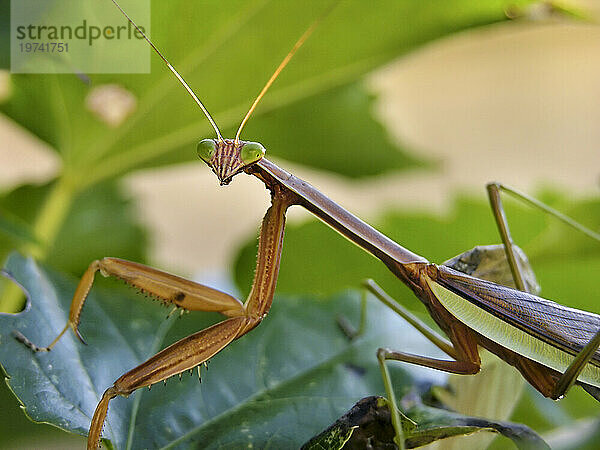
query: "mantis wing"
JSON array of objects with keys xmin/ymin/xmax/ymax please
[{"xmin": 432, "ymin": 265, "xmax": 600, "ymax": 387}]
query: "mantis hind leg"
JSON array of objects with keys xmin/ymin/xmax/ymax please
[
  {"xmin": 486, "ymin": 182, "xmax": 600, "ymax": 291},
  {"xmin": 487, "ymin": 182, "xmax": 600, "ymax": 398},
  {"xmin": 361, "ymin": 186, "xmax": 557, "ymax": 448}
]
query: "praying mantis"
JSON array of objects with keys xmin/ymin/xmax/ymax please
[{"xmin": 11, "ymin": 1, "xmax": 600, "ymax": 449}]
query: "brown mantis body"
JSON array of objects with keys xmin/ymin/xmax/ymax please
[
  {"xmin": 19, "ymin": 148, "xmax": 600, "ymax": 448},
  {"xmin": 15, "ymin": 1, "xmax": 600, "ymax": 449}
]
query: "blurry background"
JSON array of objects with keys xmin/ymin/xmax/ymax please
[{"xmin": 0, "ymin": 0, "xmax": 599, "ymax": 448}]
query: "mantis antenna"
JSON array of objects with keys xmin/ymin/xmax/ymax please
[
  {"xmin": 234, "ymin": 1, "xmax": 339, "ymax": 144},
  {"xmin": 109, "ymin": 0, "xmax": 223, "ymax": 141},
  {"xmin": 112, "ymin": 0, "xmax": 337, "ymax": 145}
]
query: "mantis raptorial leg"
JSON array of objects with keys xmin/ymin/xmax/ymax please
[
  {"xmin": 17, "ymin": 184, "xmax": 297, "ymax": 449},
  {"xmin": 14, "ymin": 1, "xmax": 600, "ymax": 449}
]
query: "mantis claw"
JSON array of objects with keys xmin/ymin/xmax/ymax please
[{"xmin": 73, "ymin": 326, "xmax": 87, "ymax": 345}]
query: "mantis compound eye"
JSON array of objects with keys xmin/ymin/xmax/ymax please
[
  {"xmin": 197, "ymin": 139, "xmax": 216, "ymax": 163},
  {"xmin": 240, "ymin": 141, "xmax": 266, "ymax": 165}
]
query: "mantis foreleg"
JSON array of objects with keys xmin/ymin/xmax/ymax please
[
  {"xmin": 16, "ymin": 258, "xmax": 247, "ymax": 353},
  {"xmin": 16, "ymin": 185, "xmax": 296, "ymax": 449},
  {"xmin": 88, "ymin": 316, "xmax": 247, "ymax": 447}
]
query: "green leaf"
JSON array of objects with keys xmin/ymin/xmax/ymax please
[
  {"xmin": 0, "ymin": 1, "xmax": 9, "ymax": 70},
  {"xmin": 404, "ymin": 403, "xmax": 549, "ymax": 450},
  {"xmin": 1, "ymin": 0, "xmax": 535, "ymax": 184}
]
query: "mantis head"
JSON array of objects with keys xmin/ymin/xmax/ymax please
[{"xmin": 197, "ymin": 139, "xmax": 266, "ymax": 186}]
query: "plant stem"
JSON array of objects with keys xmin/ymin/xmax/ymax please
[
  {"xmin": 26, "ymin": 176, "xmax": 76, "ymax": 258},
  {"xmin": 0, "ymin": 175, "xmax": 77, "ymax": 312}
]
